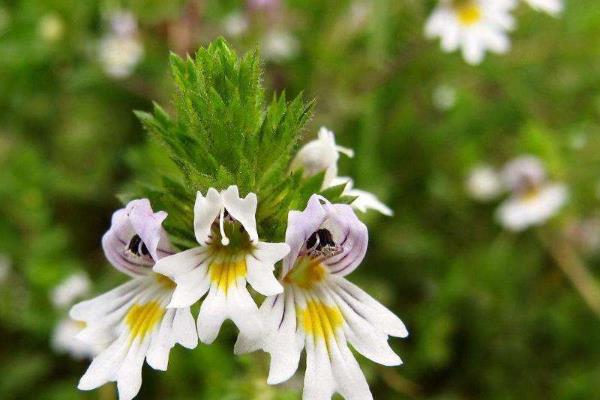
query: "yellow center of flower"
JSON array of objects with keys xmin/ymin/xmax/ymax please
[
  {"xmin": 522, "ymin": 187, "xmax": 541, "ymax": 203},
  {"xmin": 283, "ymin": 256, "xmax": 327, "ymax": 289},
  {"xmin": 125, "ymin": 301, "xmax": 165, "ymax": 341},
  {"xmin": 209, "ymin": 256, "xmax": 247, "ymax": 294},
  {"xmin": 455, "ymin": 2, "xmax": 481, "ymax": 26},
  {"xmin": 299, "ymin": 300, "xmax": 344, "ymax": 343},
  {"xmin": 75, "ymin": 320, "xmax": 87, "ymax": 330},
  {"xmin": 155, "ymin": 274, "xmax": 176, "ymax": 289}
]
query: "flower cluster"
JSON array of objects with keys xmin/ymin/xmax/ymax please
[
  {"xmin": 466, "ymin": 155, "xmax": 568, "ymax": 231},
  {"xmin": 70, "ymin": 129, "xmax": 406, "ymax": 400},
  {"xmin": 425, "ymin": 0, "xmax": 564, "ymax": 64}
]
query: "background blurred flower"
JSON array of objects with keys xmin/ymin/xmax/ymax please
[
  {"xmin": 465, "ymin": 164, "xmax": 504, "ymax": 201},
  {"xmin": 50, "ymin": 272, "xmax": 91, "ymax": 309}
]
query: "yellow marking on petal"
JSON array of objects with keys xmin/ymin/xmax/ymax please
[
  {"xmin": 155, "ymin": 274, "xmax": 176, "ymax": 290},
  {"xmin": 74, "ymin": 320, "xmax": 87, "ymax": 329},
  {"xmin": 125, "ymin": 301, "xmax": 165, "ymax": 341},
  {"xmin": 284, "ymin": 256, "xmax": 327, "ymax": 290},
  {"xmin": 299, "ymin": 300, "xmax": 344, "ymax": 343},
  {"xmin": 209, "ymin": 257, "xmax": 247, "ymax": 294},
  {"xmin": 455, "ymin": 2, "xmax": 481, "ymax": 26},
  {"xmin": 521, "ymin": 187, "xmax": 541, "ymax": 203}
]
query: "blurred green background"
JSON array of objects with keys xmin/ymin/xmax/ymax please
[{"xmin": 2, "ymin": 0, "xmax": 600, "ymax": 399}]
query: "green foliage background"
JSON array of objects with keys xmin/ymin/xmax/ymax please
[{"xmin": 1, "ymin": 0, "xmax": 600, "ymax": 399}]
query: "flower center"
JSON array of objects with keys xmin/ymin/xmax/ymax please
[
  {"xmin": 125, "ymin": 301, "xmax": 165, "ymax": 341},
  {"xmin": 155, "ymin": 273, "xmax": 176, "ymax": 289},
  {"xmin": 127, "ymin": 234, "xmax": 149, "ymax": 257},
  {"xmin": 298, "ymin": 300, "xmax": 344, "ymax": 343},
  {"xmin": 208, "ymin": 253, "xmax": 247, "ymax": 294},
  {"xmin": 305, "ymin": 228, "xmax": 342, "ymax": 259},
  {"xmin": 454, "ymin": 1, "xmax": 481, "ymax": 26},
  {"xmin": 210, "ymin": 210, "xmax": 252, "ymax": 250},
  {"xmin": 284, "ymin": 256, "xmax": 327, "ymax": 289}
]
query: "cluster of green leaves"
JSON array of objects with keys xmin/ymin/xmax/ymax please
[{"xmin": 133, "ymin": 38, "xmax": 349, "ymax": 247}]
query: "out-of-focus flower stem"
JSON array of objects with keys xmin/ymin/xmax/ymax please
[{"xmin": 539, "ymin": 229, "xmax": 600, "ymax": 319}]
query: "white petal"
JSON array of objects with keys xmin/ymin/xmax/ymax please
[
  {"xmin": 116, "ymin": 337, "xmax": 151, "ymax": 400},
  {"xmin": 329, "ymin": 339, "xmax": 373, "ymax": 400},
  {"xmin": 173, "ymin": 307, "xmax": 198, "ymax": 349},
  {"xmin": 78, "ymin": 335, "xmax": 129, "ymax": 391},
  {"xmin": 265, "ymin": 290, "xmax": 304, "ymax": 384},
  {"xmin": 167, "ymin": 264, "xmax": 211, "ymax": 308},
  {"xmin": 329, "ymin": 287, "xmax": 402, "ymax": 366},
  {"xmin": 303, "ymin": 338, "xmax": 336, "ymax": 400},
  {"xmin": 196, "ymin": 289, "xmax": 228, "ymax": 344},
  {"xmin": 227, "ymin": 279, "xmax": 263, "ymax": 340},
  {"xmin": 331, "ymin": 277, "xmax": 408, "ymax": 338},
  {"xmin": 347, "ymin": 187, "xmax": 393, "ymax": 216},
  {"xmin": 246, "ymin": 254, "xmax": 284, "ymax": 297},
  {"xmin": 153, "ymin": 247, "xmax": 208, "ymax": 277},
  {"xmin": 222, "ymin": 185, "xmax": 259, "ymax": 243},
  {"xmin": 146, "ymin": 309, "xmax": 175, "ymax": 371},
  {"xmin": 194, "ymin": 188, "xmax": 223, "ymax": 245},
  {"xmin": 70, "ymin": 279, "xmax": 146, "ymax": 322}
]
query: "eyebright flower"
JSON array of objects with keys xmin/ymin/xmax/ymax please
[
  {"xmin": 425, "ymin": 0, "xmax": 516, "ymax": 65},
  {"xmin": 331, "ymin": 176, "xmax": 394, "ymax": 216},
  {"xmin": 52, "ymin": 317, "xmax": 102, "ymax": 360},
  {"xmin": 153, "ymin": 186, "xmax": 290, "ymax": 344},
  {"xmin": 71, "ymin": 199, "xmax": 198, "ymax": 400},
  {"xmin": 292, "ymin": 127, "xmax": 392, "ymax": 216},
  {"xmin": 465, "ymin": 164, "xmax": 503, "ymax": 202},
  {"xmin": 235, "ymin": 195, "xmax": 407, "ymax": 400},
  {"xmin": 523, "ymin": 0, "xmax": 563, "ymax": 16},
  {"xmin": 99, "ymin": 11, "xmax": 144, "ymax": 79},
  {"xmin": 496, "ymin": 155, "xmax": 568, "ymax": 231},
  {"xmin": 51, "ymin": 272, "xmax": 91, "ymax": 308}
]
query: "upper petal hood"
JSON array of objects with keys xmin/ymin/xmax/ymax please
[
  {"xmin": 284, "ymin": 195, "xmax": 368, "ymax": 277},
  {"xmin": 102, "ymin": 199, "xmax": 172, "ymax": 278}
]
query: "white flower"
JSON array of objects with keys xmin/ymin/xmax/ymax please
[
  {"xmin": 52, "ymin": 317, "xmax": 103, "ymax": 360},
  {"xmin": 425, "ymin": 0, "xmax": 516, "ymax": 65},
  {"xmin": 523, "ymin": 0, "xmax": 563, "ymax": 16},
  {"xmin": 51, "ymin": 272, "xmax": 91, "ymax": 308},
  {"xmin": 223, "ymin": 12, "xmax": 249, "ymax": 37},
  {"xmin": 291, "ymin": 127, "xmax": 393, "ymax": 216},
  {"xmin": 72, "ymin": 199, "xmax": 197, "ymax": 400},
  {"xmin": 261, "ymin": 30, "xmax": 300, "ymax": 63},
  {"xmin": 99, "ymin": 35, "xmax": 144, "ymax": 78},
  {"xmin": 291, "ymin": 127, "xmax": 354, "ymax": 189},
  {"xmin": 99, "ymin": 11, "xmax": 143, "ymax": 79},
  {"xmin": 432, "ymin": 84, "xmax": 457, "ymax": 111},
  {"xmin": 465, "ymin": 164, "xmax": 503, "ymax": 201},
  {"xmin": 153, "ymin": 186, "xmax": 290, "ymax": 344},
  {"xmin": 496, "ymin": 155, "xmax": 568, "ymax": 231},
  {"xmin": 235, "ymin": 196, "xmax": 407, "ymax": 400},
  {"xmin": 332, "ymin": 177, "xmax": 393, "ymax": 216}
]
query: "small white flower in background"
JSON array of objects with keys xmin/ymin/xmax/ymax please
[
  {"xmin": 52, "ymin": 318, "xmax": 102, "ymax": 360},
  {"xmin": 291, "ymin": 127, "xmax": 394, "ymax": 216},
  {"xmin": 261, "ymin": 30, "xmax": 300, "ymax": 63},
  {"xmin": 523, "ymin": 0, "xmax": 563, "ymax": 16},
  {"xmin": 51, "ymin": 272, "xmax": 91, "ymax": 308},
  {"xmin": 39, "ymin": 13, "xmax": 64, "ymax": 43},
  {"xmin": 465, "ymin": 164, "xmax": 503, "ymax": 202},
  {"xmin": 99, "ymin": 11, "xmax": 144, "ymax": 79},
  {"xmin": 291, "ymin": 127, "xmax": 354, "ymax": 188},
  {"xmin": 496, "ymin": 155, "xmax": 568, "ymax": 231},
  {"xmin": 154, "ymin": 186, "xmax": 290, "ymax": 345},
  {"xmin": 0, "ymin": 254, "xmax": 11, "ymax": 283},
  {"xmin": 332, "ymin": 176, "xmax": 394, "ymax": 216},
  {"xmin": 248, "ymin": 0, "xmax": 281, "ymax": 11},
  {"xmin": 432, "ymin": 84, "xmax": 457, "ymax": 111},
  {"xmin": 235, "ymin": 195, "xmax": 407, "ymax": 400},
  {"xmin": 223, "ymin": 12, "xmax": 249, "ymax": 38},
  {"xmin": 425, "ymin": 0, "xmax": 516, "ymax": 65},
  {"xmin": 71, "ymin": 199, "xmax": 197, "ymax": 400}
]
